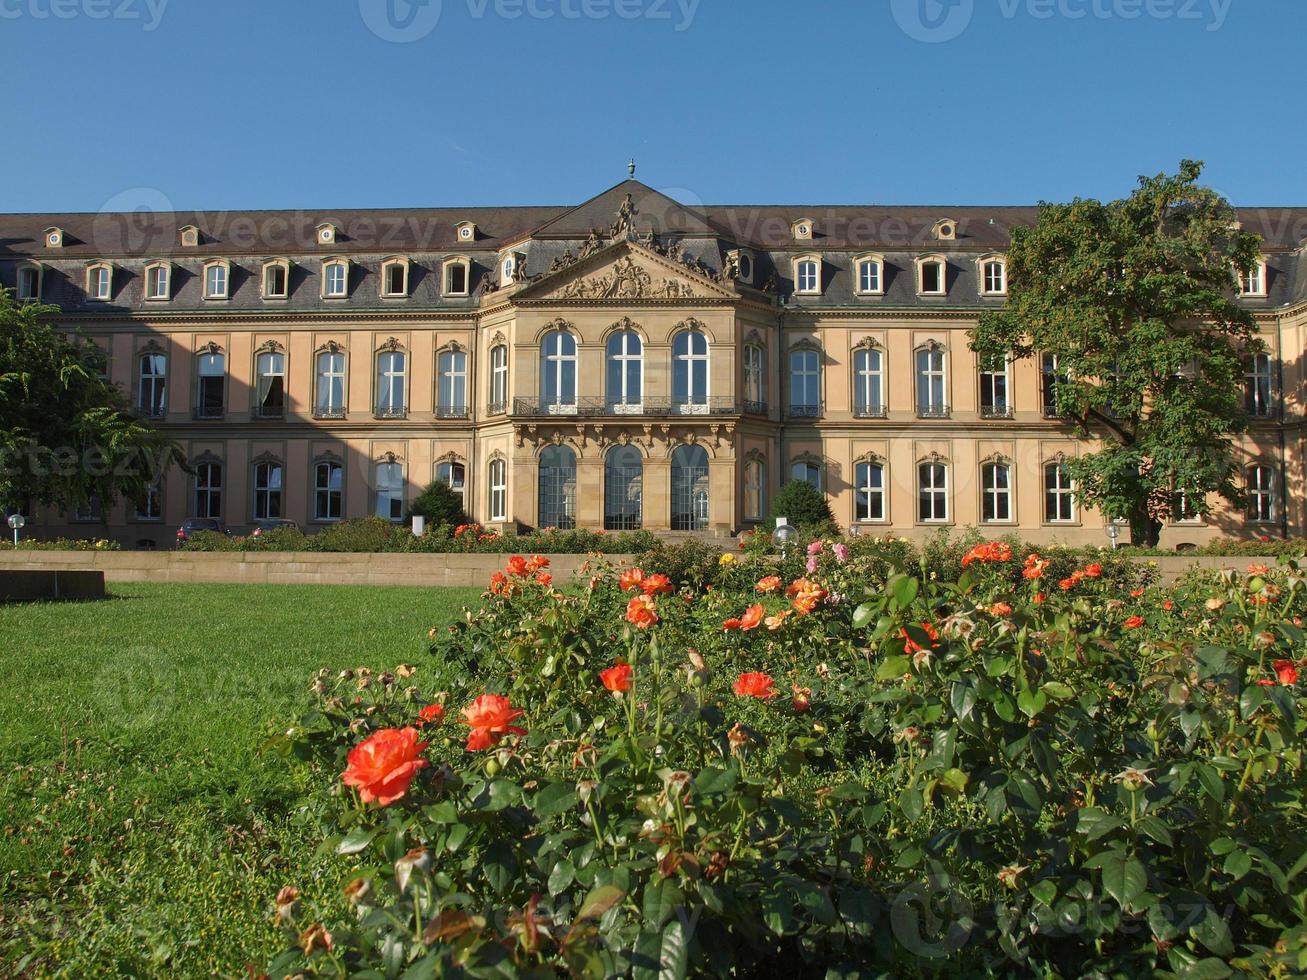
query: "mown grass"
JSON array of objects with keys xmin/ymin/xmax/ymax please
[{"xmin": 0, "ymin": 582, "xmax": 480, "ymax": 979}]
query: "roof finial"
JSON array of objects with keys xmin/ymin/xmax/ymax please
[{"xmin": 628, "ymin": 158, "xmax": 636, "ymax": 178}]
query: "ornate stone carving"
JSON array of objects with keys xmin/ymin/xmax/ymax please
[
  {"xmin": 477, "ymin": 273, "xmax": 498, "ymax": 295},
  {"xmin": 560, "ymin": 255, "xmax": 656, "ymax": 299},
  {"xmin": 610, "ymin": 193, "xmax": 638, "ymax": 239},
  {"xmin": 379, "ymin": 336, "xmax": 403, "ymax": 352},
  {"xmin": 256, "ymin": 339, "xmax": 284, "ymax": 353}
]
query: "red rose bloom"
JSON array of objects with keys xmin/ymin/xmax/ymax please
[
  {"xmin": 900, "ymin": 622, "xmax": 939, "ymax": 656},
  {"xmin": 1033, "ymin": 592, "xmax": 1046, "ymax": 604},
  {"xmin": 734, "ymin": 672, "xmax": 777, "ymax": 699},
  {"xmin": 600, "ymin": 663, "xmax": 633, "ymax": 692},
  {"xmin": 506, "ymin": 555, "xmax": 530, "ymax": 578},
  {"xmin": 1123, "ymin": 615, "xmax": 1145, "ymax": 629},
  {"xmin": 739, "ymin": 603, "xmax": 765, "ymax": 631},
  {"xmin": 1083, "ymin": 563, "xmax": 1103, "ymax": 578},
  {"xmin": 619, "ymin": 568, "xmax": 645, "ymax": 592},
  {"xmin": 989, "ymin": 602, "xmax": 1013, "ymax": 616},
  {"xmin": 1058, "ymin": 578, "xmax": 1076, "ymax": 591},
  {"xmin": 722, "ymin": 617, "xmax": 743, "ymax": 631},
  {"xmin": 416, "ymin": 704, "xmax": 445, "ymax": 727},
  {"xmin": 1273, "ymin": 660, "xmax": 1298, "ymax": 686},
  {"xmin": 535, "ymin": 572, "xmax": 553, "ymax": 588},
  {"xmin": 459, "ymin": 694, "xmax": 526, "ymax": 751},
  {"xmin": 642, "ymin": 573, "xmax": 673, "ymax": 596},
  {"xmin": 791, "ymin": 684, "xmax": 812, "ymax": 713},
  {"xmin": 756, "ymin": 576, "xmax": 782, "ymax": 594},
  {"xmin": 341, "ymin": 727, "xmax": 429, "ymax": 806},
  {"xmin": 625, "ymin": 594, "xmax": 659, "ymax": 629}
]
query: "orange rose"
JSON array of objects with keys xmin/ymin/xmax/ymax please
[
  {"xmin": 733, "ymin": 672, "xmax": 776, "ymax": 699},
  {"xmin": 1123, "ymin": 615, "xmax": 1145, "ymax": 629},
  {"xmin": 1273, "ymin": 659, "xmax": 1298, "ymax": 686},
  {"xmin": 764, "ymin": 610, "xmax": 790, "ymax": 631},
  {"xmin": 791, "ymin": 684, "xmax": 812, "ymax": 713},
  {"xmin": 341, "ymin": 727, "xmax": 429, "ymax": 806},
  {"xmin": 619, "ymin": 568, "xmax": 645, "ymax": 592},
  {"xmin": 989, "ymin": 602, "xmax": 1013, "ymax": 616},
  {"xmin": 756, "ymin": 576, "xmax": 782, "ymax": 594},
  {"xmin": 535, "ymin": 572, "xmax": 553, "ymax": 588},
  {"xmin": 900, "ymin": 622, "xmax": 939, "ymax": 656},
  {"xmin": 416, "ymin": 704, "xmax": 445, "ymax": 727},
  {"xmin": 459, "ymin": 693, "xmax": 526, "ymax": 751},
  {"xmin": 722, "ymin": 618, "xmax": 743, "ymax": 631},
  {"xmin": 625, "ymin": 594, "xmax": 659, "ymax": 629},
  {"xmin": 528, "ymin": 554, "xmax": 550, "ymax": 572},
  {"xmin": 506, "ymin": 555, "xmax": 530, "ymax": 577},
  {"xmin": 1033, "ymin": 592, "xmax": 1046, "ymax": 604},
  {"xmin": 1083, "ymin": 563, "xmax": 1103, "ymax": 578},
  {"xmin": 739, "ymin": 603, "xmax": 765, "ymax": 631},
  {"xmin": 489, "ymin": 571, "xmax": 508, "ymax": 595},
  {"xmin": 600, "ymin": 663, "xmax": 632, "ymax": 692},
  {"xmin": 642, "ymin": 573, "xmax": 673, "ymax": 596}
]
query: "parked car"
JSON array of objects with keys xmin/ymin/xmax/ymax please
[
  {"xmin": 250, "ymin": 519, "xmax": 299, "ymax": 537},
  {"xmin": 175, "ymin": 517, "xmax": 228, "ymax": 545}
]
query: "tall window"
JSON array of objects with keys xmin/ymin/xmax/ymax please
[
  {"xmin": 263, "ymin": 261, "xmax": 289, "ymax": 298},
  {"xmin": 671, "ymin": 444, "xmax": 709, "ymax": 531},
  {"xmin": 314, "ymin": 460, "xmax": 343, "ymax": 522},
  {"xmin": 743, "ymin": 343, "xmax": 766, "ymax": 413},
  {"xmin": 376, "ymin": 350, "xmax": 407, "ymax": 417},
  {"xmin": 918, "ymin": 462, "xmax": 948, "ymax": 523},
  {"xmin": 1040, "ymin": 353, "xmax": 1063, "ymax": 417},
  {"xmin": 855, "ymin": 460, "xmax": 885, "ymax": 522},
  {"xmin": 437, "ymin": 349, "xmax": 468, "ymax": 417},
  {"xmin": 324, "ymin": 261, "xmax": 348, "ymax": 298},
  {"xmin": 982, "ymin": 260, "xmax": 1006, "ymax": 295},
  {"xmin": 204, "ymin": 263, "xmax": 228, "ymax": 299},
  {"xmin": 194, "ymin": 461, "xmax": 222, "ymax": 518},
  {"xmin": 445, "ymin": 260, "xmax": 469, "ymax": 296},
  {"xmin": 743, "ymin": 458, "xmax": 765, "ymax": 521},
  {"xmin": 374, "ymin": 461, "xmax": 404, "ymax": 521},
  {"xmin": 253, "ymin": 461, "xmax": 283, "ymax": 520},
  {"xmin": 382, "ymin": 260, "xmax": 408, "ymax": 297},
  {"xmin": 604, "ymin": 446, "xmax": 643, "ymax": 530},
  {"xmin": 138, "ymin": 352, "xmax": 167, "ymax": 418},
  {"xmin": 981, "ymin": 461, "xmax": 1012, "ymax": 523},
  {"xmin": 1245, "ymin": 353, "xmax": 1273, "ymax": 418},
  {"xmin": 796, "ymin": 259, "xmax": 820, "ymax": 294},
  {"xmin": 315, "ymin": 349, "xmax": 346, "ymax": 418},
  {"xmin": 135, "ymin": 480, "xmax": 162, "ymax": 521},
  {"xmin": 1240, "ymin": 261, "xmax": 1266, "ymax": 296},
  {"xmin": 672, "ymin": 329, "xmax": 709, "ymax": 412},
  {"xmin": 606, "ymin": 330, "xmax": 643, "ymax": 411},
  {"xmin": 145, "ymin": 264, "xmax": 170, "ymax": 300},
  {"xmin": 1247, "ymin": 465, "xmax": 1276, "ymax": 523},
  {"xmin": 1044, "ymin": 463, "xmax": 1075, "ymax": 523},
  {"xmin": 489, "ymin": 458, "xmax": 507, "ymax": 522},
  {"xmin": 979, "ymin": 356, "xmax": 1010, "ymax": 417},
  {"xmin": 489, "ymin": 344, "xmax": 508, "ymax": 413},
  {"xmin": 788, "ymin": 349, "xmax": 821, "ymax": 417},
  {"xmin": 538, "ymin": 445, "xmax": 576, "ymax": 529},
  {"xmin": 17, "ymin": 265, "xmax": 41, "ymax": 300},
  {"xmin": 915, "ymin": 347, "xmax": 947, "ymax": 417},
  {"xmin": 853, "ymin": 347, "xmax": 884, "ymax": 417},
  {"xmin": 541, "ymin": 330, "xmax": 577, "ymax": 413},
  {"xmin": 436, "ymin": 460, "xmax": 466, "ymax": 506},
  {"xmin": 88, "ymin": 264, "xmax": 112, "ymax": 300},
  {"xmin": 196, "ymin": 350, "xmax": 225, "ymax": 418},
  {"xmin": 919, "ymin": 260, "xmax": 944, "ymax": 295},
  {"xmin": 857, "ymin": 258, "xmax": 882, "ymax": 294},
  {"xmin": 792, "ymin": 460, "xmax": 822, "ymax": 491},
  {"xmin": 255, "ymin": 349, "xmax": 286, "ymax": 418}
]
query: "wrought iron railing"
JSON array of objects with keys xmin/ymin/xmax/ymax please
[
  {"xmin": 314, "ymin": 407, "xmax": 347, "ymax": 420},
  {"xmin": 787, "ymin": 404, "xmax": 822, "ymax": 419},
  {"xmin": 511, "ymin": 397, "xmax": 737, "ymax": 418},
  {"xmin": 743, "ymin": 400, "xmax": 768, "ymax": 416},
  {"xmin": 436, "ymin": 404, "xmax": 470, "ymax": 420},
  {"xmin": 853, "ymin": 404, "xmax": 888, "ymax": 419},
  {"xmin": 916, "ymin": 405, "xmax": 951, "ymax": 419},
  {"xmin": 375, "ymin": 407, "xmax": 407, "ymax": 420},
  {"xmin": 487, "ymin": 401, "xmax": 506, "ymax": 416},
  {"xmin": 980, "ymin": 405, "xmax": 1014, "ymax": 419}
]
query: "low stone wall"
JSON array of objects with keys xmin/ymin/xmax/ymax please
[{"xmin": 0, "ymin": 569, "xmax": 106, "ymax": 601}]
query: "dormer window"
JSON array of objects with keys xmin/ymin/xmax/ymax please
[
  {"xmin": 179, "ymin": 225, "xmax": 201, "ymax": 248},
  {"xmin": 916, "ymin": 256, "xmax": 947, "ymax": 296},
  {"xmin": 979, "ymin": 256, "xmax": 1007, "ymax": 296},
  {"xmin": 725, "ymin": 249, "xmax": 753, "ymax": 284},
  {"xmin": 380, "ymin": 257, "xmax": 410, "ymax": 298},
  {"xmin": 443, "ymin": 256, "xmax": 470, "ymax": 296},
  {"xmin": 86, "ymin": 262, "xmax": 114, "ymax": 301},
  {"xmin": 501, "ymin": 252, "xmax": 527, "ymax": 285},
  {"xmin": 853, "ymin": 254, "xmax": 884, "ymax": 296},
  {"xmin": 932, "ymin": 218, "xmax": 957, "ymax": 242},
  {"xmin": 455, "ymin": 221, "xmax": 477, "ymax": 242},
  {"xmin": 16, "ymin": 264, "xmax": 42, "ymax": 301},
  {"xmin": 794, "ymin": 255, "xmax": 821, "ymax": 295},
  {"xmin": 262, "ymin": 259, "xmax": 290, "ymax": 299},
  {"xmin": 316, "ymin": 222, "xmax": 338, "ymax": 246},
  {"xmin": 791, "ymin": 218, "xmax": 815, "ymax": 241},
  {"xmin": 144, "ymin": 262, "xmax": 171, "ymax": 300},
  {"xmin": 1239, "ymin": 258, "xmax": 1267, "ymax": 297},
  {"xmin": 322, "ymin": 259, "xmax": 349, "ymax": 299},
  {"xmin": 44, "ymin": 226, "xmax": 64, "ymax": 249},
  {"xmin": 202, "ymin": 260, "xmax": 230, "ymax": 300}
]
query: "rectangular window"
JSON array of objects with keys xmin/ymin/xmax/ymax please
[
  {"xmin": 489, "ymin": 459, "xmax": 507, "ymax": 521},
  {"xmin": 446, "ymin": 262, "xmax": 468, "ymax": 295},
  {"xmin": 89, "ymin": 266, "xmax": 112, "ymax": 300},
  {"xmin": 437, "ymin": 350, "xmax": 467, "ymax": 417},
  {"xmin": 979, "ymin": 357, "xmax": 1010, "ymax": 417},
  {"xmin": 375, "ymin": 462, "xmax": 404, "ymax": 521},
  {"xmin": 1040, "ymin": 353, "xmax": 1063, "ymax": 417},
  {"xmin": 1044, "ymin": 464, "xmax": 1075, "ymax": 523},
  {"xmin": 858, "ymin": 260, "xmax": 881, "ymax": 294},
  {"xmin": 918, "ymin": 463, "xmax": 948, "ymax": 522},
  {"xmin": 489, "ymin": 345, "xmax": 508, "ymax": 413},
  {"xmin": 743, "ymin": 345, "xmax": 766, "ymax": 413},
  {"xmin": 1245, "ymin": 353, "xmax": 1274, "ymax": 418},
  {"xmin": 264, "ymin": 264, "xmax": 288, "ymax": 298},
  {"xmin": 135, "ymin": 481, "xmax": 162, "ymax": 521},
  {"xmin": 744, "ymin": 459, "xmax": 765, "ymax": 520},
  {"xmin": 138, "ymin": 352, "xmax": 167, "ymax": 417},
  {"xmin": 204, "ymin": 264, "xmax": 228, "ymax": 299},
  {"xmin": 983, "ymin": 261, "xmax": 1006, "ymax": 294},
  {"xmin": 314, "ymin": 461, "xmax": 343, "ymax": 521},
  {"xmin": 855, "ymin": 461, "xmax": 885, "ymax": 522},
  {"xmin": 982, "ymin": 462, "xmax": 1012, "ymax": 522},
  {"xmin": 17, "ymin": 266, "xmax": 40, "ymax": 300},
  {"xmin": 146, "ymin": 265, "xmax": 169, "ymax": 300},
  {"xmin": 920, "ymin": 261, "xmax": 943, "ymax": 294},
  {"xmin": 315, "ymin": 350, "xmax": 346, "ymax": 418},
  {"xmin": 253, "ymin": 462, "xmax": 283, "ymax": 520},
  {"xmin": 194, "ymin": 462, "xmax": 222, "ymax": 519},
  {"xmin": 324, "ymin": 263, "xmax": 348, "ymax": 297},
  {"xmin": 792, "ymin": 461, "xmax": 822, "ymax": 491},
  {"xmin": 73, "ymin": 495, "xmax": 103, "ymax": 522},
  {"xmin": 788, "ymin": 349, "xmax": 820, "ymax": 417},
  {"xmin": 797, "ymin": 260, "xmax": 819, "ymax": 293},
  {"xmin": 376, "ymin": 351, "xmax": 407, "ymax": 417},
  {"xmin": 256, "ymin": 350, "xmax": 286, "ymax": 418},
  {"xmin": 196, "ymin": 352, "xmax": 225, "ymax": 419},
  {"xmin": 383, "ymin": 263, "xmax": 407, "ymax": 297},
  {"xmin": 1247, "ymin": 466, "xmax": 1275, "ymax": 523},
  {"xmin": 1240, "ymin": 263, "xmax": 1265, "ymax": 296},
  {"xmin": 915, "ymin": 347, "xmax": 947, "ymax": 417},
  {"xmin": 853, "ymin": 347, "xmax": 884, "ymax": 417}
]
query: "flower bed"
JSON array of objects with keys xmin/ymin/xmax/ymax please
[
  {"xmin": 8, "ymin": 537, "xmax": 119, "ymax": 551},
  {"xmin": 266, "ymin": 541, "xmax": 1306, "ymax": 976}
]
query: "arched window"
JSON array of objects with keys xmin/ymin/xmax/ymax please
[
  {"xmin": 203, "ymin": 260, "xmax": 229, "ymax": 300},
  {"xmin": 1240, "ymin": 259, "xmax": 1267, "ymax": 297},
  {"xmin": 315, "ymin": 348, "xmax": 346, "ymax": 418},
  {"xmin": 323, "ymin": 260, "xmax": 349, "ymax": 298},
  {"xmin": 381, "ymin": 258, "xmax": 409, "ymax": 298},
  {"xmin": 194, "ymin": 461, "xmax": 222, "ymax": 518},
  {"xmin": 855, "ymin": 459, "xmax": 885, "ymax": 522},
  {"xmin": 436, "ymin": 459, "xmax": 466, "ymax": 505},
  {"xmin": 541, "ymin": 330, "xmax": 577, "ymax": 413},
  {"xmin": 1247, "ymin": 464, "xmax": 1276, "ymax": 523},
  {"xmin": 671, "ymin": 444, "xmax": 709, "ymax": 531},
  {"xmin": 196, "ymin": 348, "xmax": 225, "ymax": 418},
  {"xmin": 376, "ymin": 349, "xmax": 407, "ymax": 417},
  {"xmin": 981, "ymin": 258, "xmax": 1006, "ymax": 295},
  {"xmin": 488, "ymin": 344, "xmax": 508, "ymax": 414},
  {"xmin": 144, "ymin": 262, "xmax": 170, "ymax": 300},
  {"xmin": 374, "ymin": 460, "xmax": 404, "ymax": 521},
  {"xmin": 672, "ymin": 329, "xmax": 709, "ymax": 413},
  {"xmin": 262, "ymin": 259, "xmax": 290, "ymax": 299},
  {"xmin": 87, "ymin": 263, "xmax": 113, "ymax": 301},
  {"xmin": 855, "ymin": 256, "xmax": 883, "ymax": 295},
  {"xmin": 488, "ymin": 458, "xmax": 507, "ymax": 522},
  {"xmin": 918, "ymin": 461, "xmax": 948, "ymax": 523},
  {"xmin": 314, "ymin": 459, "xmax": 343, "ymax": 522},
  {"xmin": 795, "ymin": 258, "xmax": 821, "ymax": 294},
  {"xmin": 1043, "ymin": 462, "xmax": 1075, "ymax": 523},
  {"xmin": 604, "ymin": 445, "xmax": 643, "ymax": 530},
  {"xmin": 981, "ymin": 461, "xmax": 1012, "ymax": 522},
  {"xmin": 744, "ymin": 457, "xmax": 766, "ymax": 521},
  {"xmin": 443, "ymin": 257, "xmax": 470, "ymax": 296},
  {"xmin": 743, "ymin": 343, "xmax": 766, "ymax": 414},
  {"xmin": 538, "ymin": 445, "xmax": 576, "ymax": 529},
  {"xmin": 16, "ymin": 264, "xmax": 42, "ymax": 301},
  {"xmin": 788, "ymin": 348, "xmax": 821, "ymax": 417},
  {"xmin": 252, "ymin": 460, "xmax": 284, "ymax": 520},
  {"xmin": 437, "ymin": 348, "xmax": 468, "ymax": 417},
  {"xmin": 606, "ymin": 330, "xmax": 643, "ymax": 412},
  {"xmin": 255, "ymin": 348, "xmax": 286, "ymax": 418},
  {"xmin": 915, "ymin": 346, "xmax": 948, "ymax": 417},
  {"xmin": 853, "ymin": 347, "xmax": 884, "ymax": 418},
  {"xmin": 138, "ymin": 351, "xmax": 166, "ymax": 418},
  {"xmin": 1245, "ymin": 353, "xmax": 1274, "ymax": 418},
  {"xmin": 792, "ymin": 459, "xmax": 822, "ymax": 491}
]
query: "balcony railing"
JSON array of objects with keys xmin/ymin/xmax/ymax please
[
  {"xmin": 314, "ymin": 406, "xmax": 347, "ymax": 420},
  {"xmin": 743, "ymin": 400, "xmax": 768, "ymax": 416},
  {"xmin": 255, "ymin": 405, "xmax": 285, "ymax": 420},
  {"xmin": 511, "ymin": 397, "xmax": 737, "ymax": 418},
  {"xmin": 853, "ymin": 404, "xmax": 888, "ymax": 419},
  {"xmin": 787, "ymin": 404, "xmax": 823, "ymax": 419},
  {"xmin": 375, "ymin": 407, "xmax": 407, "ymax": 420},
  {"xmin": 436, "ymin": 404, "xmax": 470, "ymax": 420},
  {"xmin": 1042, "ymin": 405, "xmax": 1066, "ymax": 420},
  {"xmin": 916, "ymin": 405, "xmax": 951, "ymax": 419},
  {"xmin": 194, "ymin": 405, "xmax": 224, "ymax": 420},
  {"xmin": 980, "ymin": 405, "xmax": 1014, "ymax": 419},
  {"xmin": 487, "ymin": 401, "xmax": 506, "ymax": 416}
]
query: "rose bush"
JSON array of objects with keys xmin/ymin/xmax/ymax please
[{"xmin": 266, "ymin": 545, "xmax": 1306, "ymax": 977}]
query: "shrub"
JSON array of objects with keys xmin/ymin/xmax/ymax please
[
  {"xmin": 408, "ymin": 481, "xmax": 468, "ymax": 528},
  {"xmin": 10, "ymin": 537, "xmax": 120, "ymax": 551},
  {"xmin": 767, "ymin": 479, "xmax": 836, "ymax": 532}
]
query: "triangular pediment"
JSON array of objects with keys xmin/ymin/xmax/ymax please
[
  {"xmin": 526, "ymin": 179, "xmax": 722, "ymax": 239},
  {"xmin": 515, "ymin": 239, "xmax": 738, "ymax": 302}
]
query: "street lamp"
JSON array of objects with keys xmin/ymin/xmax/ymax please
[
  {"xmin": 1106, "ymin": 522, "xmax": 1121, "ymax": 550},
  {"xmin": 772, "ymin": 517, "xmax": 796, "ymax": 557},
  {"xmin": 8, "ymin": 513, "xmax": 26, "ymax": 547}
]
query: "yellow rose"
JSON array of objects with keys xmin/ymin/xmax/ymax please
[{"xmin": 718, "ymin": 553, "xmax": 737, "ymax": 566}]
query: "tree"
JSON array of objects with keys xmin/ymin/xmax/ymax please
[
  {"xmin": 971, "ymin": 161, "xmax": 1262, "ymax": 547},
  {"xmin": 0, "ymin": 290, "xmax": 181, "ymax": 516},
  {"xmin": 408, "ymin": 480, "xmax": 468, "ymax": 527},
  {"xmin": 768, "ymin": 479, "xmax": 836, "ymax": 530}
]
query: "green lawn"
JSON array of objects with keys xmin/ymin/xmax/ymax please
[{"xmin": 0, "ymin": 582, "xmax": 481, "ymax": 979}]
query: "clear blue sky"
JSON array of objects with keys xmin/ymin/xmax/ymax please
[{"xmin": 2, "ymin": 0, "xmax": 1302, "ymax": 212}]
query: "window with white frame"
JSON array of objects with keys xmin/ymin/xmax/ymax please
[
  {"xmin": 792, "ymin": 460, "xmax": 822, "ymax": 491},
  {"xmin": 981, "ymin": 461, "xmax": 1012, "ymax": 522},
  {"xmin": 145, "ymin": 263, "xmax": 170, "ymax": 300},
  {"xmin": 541, "ymin": 330, "xmax": 577, "ymax": 411},
  {"xmin": 915, "ymin": 346, "xmax": 948, "ymax": 417},
  {"xmin": 437, "ymin": 349, "xmax": 468, "ymax": 417},
  {"xmin": 203, "ymin": 262, "xmax": 229, "ymax": 299},
  {"xmin": 376, "ymin": 349, "xmax": 407, "ymax": 417},
  {"xmin": 1247, "ymin": 465, "xmax": 1276, "ymax": 523},
  {"xmin": 138, "ymin": 352, "xmax": 167, "ymax": 417},
  {"xmin": 743, "ymin": 343, "xmax": 766, "ymax": 412},
  {"xmin": 743, "ymin": 458, "xmax": 765, "ymax": 520},
  {"xmin": 489, "ymin": 344, "xmax": 508, "ymax": 413},
  {"xmin": 788, "ymin": 348, "xmax": 821, "ymax": 417},
  {"xmin": 314, "ymin": 459, "xmax": 343, "ymax": 522},
  {"xmin": 17, "ymin": 265, "xmax": 41, "ymax": 300},
  {"xmin": 381, "ymin": 259, "xmax": 409, "ymax": 297},
  {"xmin": 1245, "ymin": 352, "xmax": 1274, "ymax": 418},
  {"xmin": 981, "ymin": 259, "xmax": 1006, "ymax": 295},
  {"xmin": 855, "ymin": 460, "xmax": 885, "ymax": 522},
  {"xmin": 87, "ymin": 264, "xmax": 113, "ymax": 300},
  {"xmin": 194, "ymin": 461, "xmax": 222, "ymax": 518},
  {"xmin": 315, "ymin": 348, "xmax": 346, "ymax": 418},
  {"xmin": 1040, "ymin": 352, "xmax": 1064, "ymax": 417},
  {"xmin": 489, "ymin": 458, "xmax": 507, "ymax": 521},
  {"xmin": 606, "ymin": 329, "xmax": 643, "ymax": 410},
  {"xmin": 1173, "ymin": 488, "xmax": 1203, "ymax": 524},
  {"xmin": 255, "ymin": 348, "xmax": 286, "ymax": 418},
  {"xmin": 855, "ymin": 256, "xmax": 883, "ymax": 295},
  {"xmin": 672, "ymin": 329, "xmax": 709, "ymax": 411},
  {"xmin": 796, "ymin": 259, "xmax": 820, "ymax": 294},
  {"xmin": 196, "ymin": 350, "xmax": 225, "ymax": 418},
  {"xmin": 444, "ymin": 258, "xmax": 470, "ymax": 296},
  {"xmin": 1240, "ymin": 260, "xmax": 1267, "ymax": 297},
  {"xmin": 374, "ymin": 461, "xmax": 404, "ymax": 521},
  {"xmin": 979, "ymin": 355, "xmax": 1010, "ymax": 417},
  {"xmin": 323, "ymin": 261, "xmax": 348, "ymax": 298},
  {"xmin": 135, "ymin": 480, "xmax": 162, "ymax": 521},
  {"xmin": 263, "ymin": 260, "xmax": 289, "ymax": 299},
  {"xmin": 436, "ymin": 460, "xmax": 466, "ymax": 504},
  {"xmin": 501, "ymin": 254, "xmax": 517, "ymax": 284},
  {"xmin": 918, "ymin": 259, "xmax": 945, "ymax": 295},
  {"xmin": 253, "ymin": 460, "xmax": 284, "ymax": 520},
  {"xmin": 1043, "ymin": 462, "xmax": 1075, "ymax": 522},
  {"xmin": 918, "ymin": 462, "xmax": 948, "ymax": 522},
  {"xmin": 853, "ymin": 347, "xmax": 884, "ymax": 417}
]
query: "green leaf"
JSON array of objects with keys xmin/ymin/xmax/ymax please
[
  {"xmin": 899, "ymin": 787, "xmax": 924, "ymax": 822},
  {"xmin": 631, "ymin": 919, "xmax": 688, "ymax": 980},
  {"xmin": 876, "ymin": 655, "xmax": 911, "ymax": 681},
  {"xmin": 1092, "ymin": 848, "xmax": 1147, "ymax": 909},
  {"xmin": 534, "ymin": 780, "xmax": 578, "ymax": 819},
  {"xmin": 1239, "ymin": 683, "xmax": 1267, "ymax": 720},
  {"xmin": 548, "ymin": 859, "xmax": 575, "ymax": 897},
  {"xmin": 1221, "ymin": 850, "xmax": 1251, "ymax": 880},
  {"xmin": 950, "ymin": 680, "xmax": 977, "ymax": 722},
  {"xmin": 1192, "ymin": 905, "xmax": 1234, "ymax": 957},
  {"xmin": 574, "ymin": 883, "xmax": 625, "ymax": 923},
  {"xmin": 641, "ymin": 879, "xmax": 683, "ymax": 930},
  {"xmin": 336, "ymin": 827, "xmax": 378, "ymax": 855},
  {"xmin": 1017, "ymin": 687, "xmax": 1048, "ymax": 719},
  {"xmin": 851, "ymin": 602, "xmax": 876, "ymax": 630},
  {"xmin": 483, "ymin": 839, "xmax": 517, "ymax": 895},
  {"xmin": 1194, "ymin": 764, "xmax": 1225, "ymax": 803},
  {"xmin": 889, "ymin": 574, "xmax": 919, "ymax": 609},
  {"xmin": 838, "ymin": 888, "xmax": 878, "ymax": 937},
  {"xmin": 1040, "ymin": 681, "xmax": 1075, "ymax": 700},
  {"xmin": 1135, "ymin": 816, "xmax": 1173, "ymax": 847}
]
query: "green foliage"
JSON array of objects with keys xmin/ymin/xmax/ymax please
[
  {"xmin": 9, "ymin": 536, "xmax": 120, "ymax": 551},
  {"xmin": 972, "ymin": 161, "xmax": 1262, "ymax": 546},
  {"xmin": 408, "ymin": 480, "xmax": 469, "ymax": 527},
  {"xmin": 767, "ymin": 479, "xmax": 836, "ymax": 531},
  {"xmin": 0, "ymin": 289, "xmax": 182, "ymax": 515}
]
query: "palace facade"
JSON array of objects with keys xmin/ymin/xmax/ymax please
[{"xmin": 2, "ymin": 179, "xmax": 1304, "ymax": 548}]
